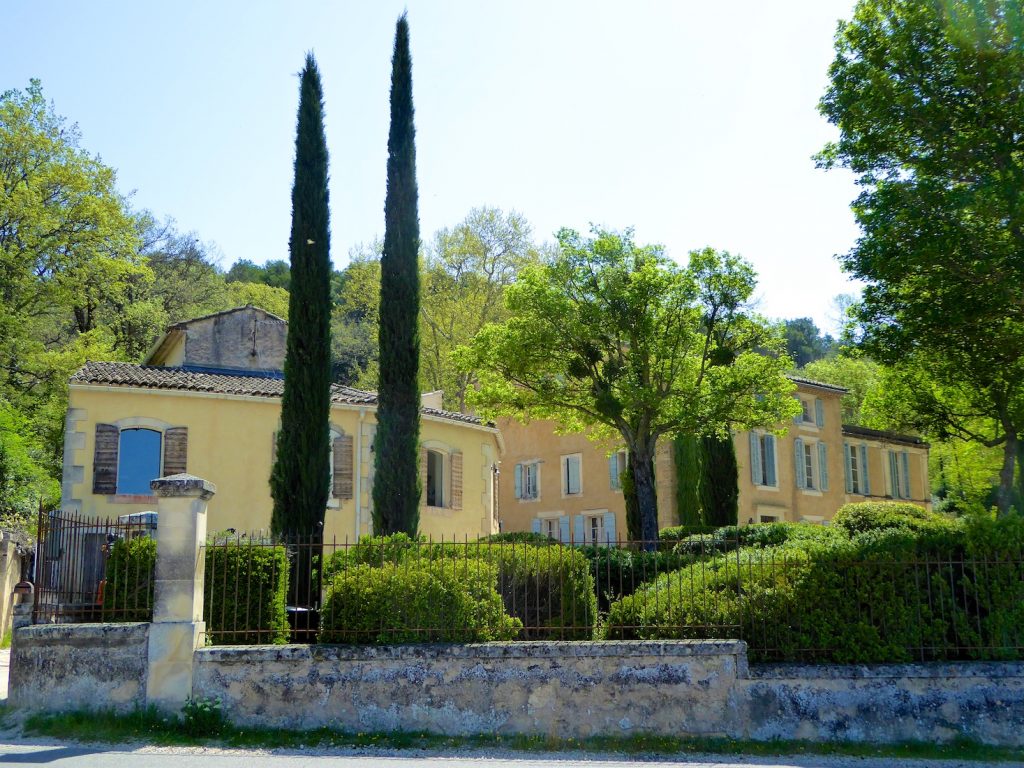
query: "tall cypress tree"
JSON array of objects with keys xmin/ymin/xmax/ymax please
[
  {"xmin": 270, "ymin": 54, "xmax": 332, "ymax": 581},
  {"xmin": 673, "ymin": 434, "xmax": 704, "ymax": 528},
  {"xmin": 700, "ymin": 436, "xmax": 739, "ymax": 527},
  {"xmin": 373, "ymin": 15, "xmax": 421, "ymax": 535}
]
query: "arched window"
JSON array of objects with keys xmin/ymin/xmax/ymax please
[{"xmin": 116, "ymin": 428, "xmax": 162, "ymax": 495}]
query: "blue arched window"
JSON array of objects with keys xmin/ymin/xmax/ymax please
[{"xmin": 116, "ymin": 428, "xmax": 162, "ymax": 495}]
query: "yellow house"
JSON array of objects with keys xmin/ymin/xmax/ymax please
[
  {"xmin": 61, "ymin": 306, "xmax": 501, "ymax": 541},
  {"xmin": 497, "ymin": 377, "xmax": 931, "ymax": 543}
]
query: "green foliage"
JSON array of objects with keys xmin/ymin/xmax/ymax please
[
  {"xmin": 225, "ymin": 259, "xmax": 291, "ymax": 290},
  {"xmin": 322, "ymin": 535, "xmax": 596, "ymax": 639},
  {"xmin": 0, "ymin": 401, "xmax": 57, "ymax": 532},
  {"xmin": 374, "ymin": 15, "xmax": 422, "ymax": 536},
  {"xmin": 270, "ymin": 54, "xmax": 333, "ymax": 566},
  {"xmin": 673, "ymin": 435, "xmax": 703, "ymax": 527},
  {"xmin": 479, "ymin": 531, "xmax": 555, "ymax": 545},
  {"xmin": 204, "ymin": 541, "xmax": 290, "ymax": 645},
  {"xmin": 620, "ymin": 459, "xmax": 643, "ymax": 541},
  {"xmin": 819, "ymin": 0, "xmax": 1024, "ymax": 515},
  {"xmin": 606, "ymin": 514, "xmax": 1023, "ymax": 663},
  {"xmin": 832, "ymin": 501, "xmax": 959, "ymax": 537},
  {"xmin": 700, "ymin": 436, "xmax": 739, "ymax": 527},
  {"xmin": 181, "ymin": 696, "xmax": 226, "ymax": 737},
  {"xmin": 800, "ymin": 355, "xmax": 882, "ymax": 426},
  {"xmin": 319, "ymin": 559, "xmax": 521, "ymax": 643},
  {"xmin": 460, "ymin": 227, "xmax": 799, "ymax": 543},
  {"xmin": 578, "ymin": 545, "xmax": 689, "ymax": 611},
  {"xmin": 782, "ymin": 318, "xmax": 835, "ymax": 367},
  {"xmin": 102, "ymin": 536, "xmax": 156, "ymax": 621}
]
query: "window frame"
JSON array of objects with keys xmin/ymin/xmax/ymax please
[
  {"xmin": 561, "ymin": 453, "xmax": 583, "ymax": 497},
  {"xmin": 115, "ymin": 427, "xmax": 163, "ymax": 496},
  {"xmin": 426, "ymin": 448, "xmax": 446, "ymax": 508}
]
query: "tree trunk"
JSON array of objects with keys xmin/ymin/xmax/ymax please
[
  {"xmin": 629, "ymin": 442, "xmax": 659, "ymax": 550},
  {"xmin": 997, "ymin": 431, "xmax": 1018, "ymax": 517}
]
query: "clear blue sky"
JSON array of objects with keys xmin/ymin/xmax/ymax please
[{"xmin": 6, "ymin": 1, "xmax": 861, "ymax": 333}]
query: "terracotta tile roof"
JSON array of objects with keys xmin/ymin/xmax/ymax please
[
  {"xmin": 787, "ymin": 375, "xmax": 849, "ymax": 394},
  {"xmin": 71, "ymin": 362, "xmax": 485, "ymax": 426},
  {"xmin": 841, "ymin": 424, "xmax": 929, "ymax": 449}
]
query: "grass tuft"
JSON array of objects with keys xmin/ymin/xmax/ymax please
[{"xmin": 18, "ymin": 708, "xmax": 1024, "ymax": 762}]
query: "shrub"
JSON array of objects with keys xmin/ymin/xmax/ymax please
[
  {"xmin": 181, "ymin": 696, "xmax": 226, "ymax": 737},
  {"xmin": 204, "ymin": 540, "xmax": 289, "ymax": 645},
  {"xmin": 604, "ymin": 518, "xmax": 1021, "ymax": 663},
  {"xmin": 102, "ymin": 536, "xmax": 156, "ymax": 621},
  {"xmin": 578, "ymin": 545, "xmax": 689, "ymax": 611},
  {"xmin": 479, "ymin": 531, "xmax": 555, "ymax": 545},
  {"xmin": 668, "ymin": 522, "xmax": 838, "ymax": 557},
  {"xmin": 318, "ymin": 558, "xmax": 521, "ymax": 643},
  {"xmin": 832, "ymin": 501, "xmax": 958, "ymax": 537},
  {"xmin": 322, "ymin": 535, "xmax": 597, "ymax": 639}
]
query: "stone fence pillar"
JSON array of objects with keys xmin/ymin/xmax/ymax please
[{"xmin": 145, "ymin": 473, "xmax": 215, "ymax": 713}]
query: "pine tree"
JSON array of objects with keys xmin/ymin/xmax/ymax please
[
  {"xmin": 373, "ymin": 15, "xmax": 421, "ymax": 535},
  {"xmin": 270, "ymin": 54, "xmax": 332, "ymax": 589}
]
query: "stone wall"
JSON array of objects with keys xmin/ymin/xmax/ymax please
[
  {"xmin": 0, "ymin": 533, "xmax": 23, "ymax": 635},
  {"xmin": 10, "ymin": 623, "xmax": 149, "ymax": 712},
  {"xmin": 737, "ymin": 661, "xmax": 1024, "ymax": 747},
  {"xmin": 192, "ymin": 640, "xmax": 747, "ymax": 736}
]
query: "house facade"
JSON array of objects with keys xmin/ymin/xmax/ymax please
[
  {"xmin": 61, "ymin": 306, "xmax": 501, "ymax": 541},
  {"xmin": 497, "ymin": 378, "xmax": 931, "ymax": 543}
]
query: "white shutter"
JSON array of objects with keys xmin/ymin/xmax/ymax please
[
  {"xmin": 818, "ymin": 442, "xmax": 829, "ymax": 491},
  {"xmin": 860, "ymin": 445, "xmax": 871, "ymax": 495},
  {"xmin": 815, "ymin": 398, "xmax": 825, "ymax": 428},
  {"xmin": 749, "ymin": 433, "xmax": 762, "ymax": 485},
  {"xmin": 765, "ymin": 436, "xmax": 777, "ymax": 487},
  {"xmin": 794, "ymin": 438, "xmax": 806, "ymax": 489}
]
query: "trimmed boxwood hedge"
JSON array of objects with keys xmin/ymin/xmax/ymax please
[
  {"xmin": 323, "ymin": 534, "xmax": 596, "ymax": 639},
  {"xmin": 102, "ymin": 535, "xmax": 290, "ymax": 645},
  {"xmin": 318, "ymin": 558, "xmax": 522, "ymax": 644},
  {"xmin": 604, "ymin": 505, "xmax": 1024, "ymax": 663}
]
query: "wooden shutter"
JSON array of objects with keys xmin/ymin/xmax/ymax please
[
  {"xmin": 514, "ymin": 463, "xmax": 523, "ymax": 499},
  {"xmin": 93, "ymin": 424, "xmax": 119, "ymax": 495},
  {"xmin": 271, "ymin": 431, "xmax": 278, "ymax": 465},
  {"xmin": 900, "ymin": 451, "xmax": 911, "ymax": 498},
  {"xmin": 844, "ymin": 442, "xmax": 853, "ymax": 493},
  {"xmin": 815, "ymin": 398, "xmax": 825, "ymax": 428},
  {"xmin": 602, "ymin": 511, "xmax": 617, "ymax": 545},
  {"xmin": 749, "ymin": 433, "xmax": 762, "ymax": 485},
  {"xmin": 860, "ymin": 444, "xmax": 871, "ymax": 495},
  {"xmin": 818, "ymin": 443, "xmax": 829, "ymax": 491},
  {"xmin": 794, "ymin": 438, "xmax": 806, "ymax": 489},
  {"xmin": 531, "ymin": 518, "xmax": 542, "ymax": 534},
  {"xmin": 419, "ymin": 447, "xmax": 428, "ymax": 505},
  {"xmin": 609, "ymin": 455, "xmax": 619, "ymax": 489},
  {"xmin": 162, "ymin": 427, "xmax": 188, "ymax": 477},
  {"xmin": 558, "ymin": 516, "xmax": 570, "ymax": 543},
  {"xmin": 450, "ymin": 451, "xmax": 463, "ymax": 510},
  {"xmin": 764, "ymin": 435, "xmax": 777, "ymax": 487},
  {"xmin": 333, "ymin": 434, "xmax": 354, "ymax": 500}
]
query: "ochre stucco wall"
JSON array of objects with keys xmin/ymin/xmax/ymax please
[{"xmin": 64, "ymin": 386, "xmax": 499, "ymax": 542}]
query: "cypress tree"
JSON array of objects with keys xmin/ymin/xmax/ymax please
[
  {"xmin": 673, "ymin": 434, "xmax": 704, "ymax": 528},
  {"xmin": 270, "ymin": 54, "xmax": 332, "ymax": 604},
  {"xmin": 699, "ymin": 436, "xmax": 739, "ymax": 527},
  {"xmin": 373, "ymin": 15, "xmax": 421, "ymax": 535}
]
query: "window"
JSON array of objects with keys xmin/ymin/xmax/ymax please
[
  {"xmin": 749, "ymin": 433, "xmax": 777, "ymax": 487},
  {"xmin": 794, "ymin": 438, "xmax": 829, "ymax": 492},
  {"xmin": 796, "ymin": 397, "xmax": 825, "ymax": 427},
  {"xmin": 585, "ymin": 513, "xmax": 606, "ymax": 545},
  {"xmin": 562, "ymin": 454, "xmax": 582, "ymax": 496},
  {"xmin": 801, "ymin": 400, "xmax": 813, "ymax": 423},
  {"xmin": 889, "ymin": 450, "xmax": 911, "ymax": 499},
  {"xmin": 514, "ymin": 461, "xmax": 540, "ymax": 500},
  {"xmin": 116, "ymin": 428, "xmax": 162, "ymax": 495},
  {"xmin": 844, "ymin": 443, "xmax": 871, "ymax": 496},
  {"xmin": 426, "ymin": 449, "xmax": 444, "ymax": 507},
  {"xmin": 803, "ymin": 443, "xmax": 815, "ymax": 489},
  {"xmin": 759, "ymin": 514, "xmax": 779, "ymax": 524},
  {"xmin": 542, "ymin": 517, "xmax": 559, "ymax": 540},
  {"xmin": 609, "ymin": 450, "xmax": 627, "ymax": 490}
]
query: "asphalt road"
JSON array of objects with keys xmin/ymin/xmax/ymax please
[{"xmin": 0, "ymin": 742, "xmax": 1020, "ymax": 768}]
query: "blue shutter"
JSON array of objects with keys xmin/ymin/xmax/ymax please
[
  {"xmin": 567, "ymin": 456, "xmax": 581, "ymax": 494},
  {"xmin": 818, "ymin": 442, "xmax": 829, "ymax": 491},
  {"xmin": 572, "ymin": 515, "xmax": 585, "ymax": 545},
  {"xmin": 514, "ymin": 464, "xmax": 523, "ymax": 499},
  {"xmin": 603, "ymin": 512, "xmax": 617, "ymax": 545},
  {"xmin": 860, "ymin": 444, "xmax": 870, "ymax": 495},
  {"xmin": 749, "ymin": 433, "xmax": 762, "ymax": 485},
  {"xmin": 558, "ymin": 516, "xmax": 570, "ymax": 543},
  {"xmin": 815, "ymin": 398, "xmax": 824, "ymax": 428},
  {"xmin": 608, "ymin": 455, "xmax": 619, "ymax": 490},
  {"xmin": 901, "ymin": 451, "xmax": 911, "ymax": 498},
  {"xmin": 794, "ymin": 438, "xmax": 806, "ymax": 489},
  {"xmin": 793, "ymin": 401, "xmax": 803, "ymax": 425},
  {"xmin": 843, "ymin": 442, "xmax": 853, "ymax": 493},
  {"xmin": 765, "ymin": 436, "xmax": 777, "ymax": 487},
  {"xmin": 889, "ymin": 452, "xmax": 899, "ymax": 497},
  {"xmin": 531, "ymin": 518, "xmax": 542, "ymax": 534}
]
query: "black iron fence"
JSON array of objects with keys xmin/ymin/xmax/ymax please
[
  {"xmin": 33, "ymin": 508, "xmax": 156, "ymax": 624},
  {"xmin": 30, "ymin": 516, "xmax": 1024, "ymax": 664}
]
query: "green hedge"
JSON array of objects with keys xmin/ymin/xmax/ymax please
[
  {"xmin": 832, "ymin": 501, "xmax": 958, "ymax": 537},
  {"xmin": 204, "ymin": 541, "xmax": 289, "ymax": 644},
  {"xmin": 318, "ymin": 559, "xmax": 522, "ymax": 643},
  {"xmin": 103, "ymin": 535, "xmax": 290, "ymax": 645},
  {"xmin": 604, "ymin": 513, "xmax": 1024, "ymax": 663},
  {"xmin": 323, "ymin": 535, "xmax": 596, "ymax": 639},
  {"xmin": 577, "ymin": 545, "xmax": 690, "ymax": 611},
  {"xmin": 102, "ymin": 536, "xmax": 156, "ymax": 622}
]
